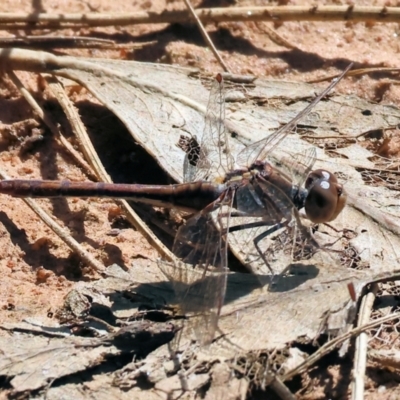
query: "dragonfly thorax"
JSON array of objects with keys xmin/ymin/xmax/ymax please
[
  {"xmin": 249, "ymin": 160, "xmax": 311, "ymax": 214},
  {"xmin": 248, "ymin": 160, "xmax": 273, "ymax": 176},
  {"xmin": 221, "ymin": 160, "xmax": 272, "ymax": 189},
  {"xmin": 292, "ymin": 185, "xmax": 309, "ymax": 211}
]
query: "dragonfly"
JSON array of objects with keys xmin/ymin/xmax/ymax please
[{"xmin": 0, "ymin": 66, "xmax": 351, "ymax": 346}]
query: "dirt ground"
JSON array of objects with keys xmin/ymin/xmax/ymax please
[{"xmin": 0, "ymin": 1, "xmax": 400, "ymax": 399}]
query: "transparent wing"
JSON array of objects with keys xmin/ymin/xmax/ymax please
[
  {"xmin": 194, "ymin": 74, "xmax": 235, "ymax": 182},
  {"xmin": 183, "ymin": 154, "xmax": 196, "ymax": 183},
  {"xmin": 158, "ymin": 191, "xmax": 233, "ymax": 347},
  {"xmin": 236, "ymin": 65, "xmax": 352, "ymax": 169},
  {"xmin": 269, "ymin": 147, "xmax": 317, "ymax": 188},
  {"xmin": 228, "ymin": 177, "xmax": 320, "ymax": 276},
  {"xmin": 289, "ymin": 147, "xmax": 317, "ymax": 187}
]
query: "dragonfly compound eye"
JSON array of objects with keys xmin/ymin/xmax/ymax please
[{"xmin": 304, "ymin": 169, "xmax": 347, "ymax": 223}]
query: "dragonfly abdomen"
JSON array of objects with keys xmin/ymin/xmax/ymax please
[{"xmin": 0, "ymin": 179, "xmax": 226, "ymax": 213}]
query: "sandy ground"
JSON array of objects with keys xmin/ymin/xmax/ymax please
[{"xmin": 0, "ymin": 0, "xmax": 399, "ymax": 399}]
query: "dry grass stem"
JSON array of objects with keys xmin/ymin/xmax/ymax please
[
  {"xmin": 7, "ymin": 70, "xmax": 96, "ymax": 179},
  {"xmin": 0, "ymin": 167, "xmax": 106, "ymax": 273},
  {"xmin": 0, "ymin": 36, "xmax": 114, "ymax": 48},
  {"xmin": 351, "ymin": 284, "xmax": 379, "ymax": 400},
  {"xmin": 255, "ymin": 22, "xmax": 298, "ymax": 50},
  {"xmin": 45, "ymin": 76, "xmax": 104, "ymax": 181},
  {"xmin": 0, "ymin": 6, "xmax": 399, "ymax": 29},
  {"xmin": 283, "ymin": 312, "xmax": 400, "ymax": 382},
  {"xmin": 309, "ymin": 67, "xmax": 400, "ymax": 83},
  {"xmin": 183, "ymin": 0, "xmax": 230, "ymax": 73},
  {"xmin": 0, "ymin": 35, "xmax": 155, "ymax": 49},
  {"xmin": 369, "ymin": 348, "xmax": 400, "ymax": 369},
  {"xmin": 269, "ymin": 377, "xmax": 296, "ymax": 400}
]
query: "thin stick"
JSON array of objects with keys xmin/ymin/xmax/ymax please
[
  {"xmin": 351, "ymin": 284, "xmax": 378, "ymax": 400},
  {"xmin": 44, "ymin": 76, "xmax": 103, "ymax": 181},
  {"xmin": 182, "ymin": 0, "xmax": 230, "ymax": 73},
  {"xmin": 309, "ymin": 67, "xmax": 400, "ymax": 83},
  {"xmin": 7, "ymin": 70, "xmax": 97, "ymax": 181},
  {"xmin": 269, "ymin": 377, "xmax": 296, "ymax": 400},
  {"xmin": 255, "ymin": 22, "xmax": 298, "ymax": 50},
  {"xmin": 369, "ymin": 348, "xmax": 400, "ymax": 369},
  {"xmin": 0, "ymin": 36, "xmax": 156, "ymax": 50},
  {"xmin": 0, "ymin": 6, "xmax": 399, "ymax": 29},
  {"xmin": 0, "ymin": 36, "xmax": 114, "ymax": 47},
  {"xmin": 0, "ymin": 167, "xmax": 106, "ymax": 273},
  {"xmin": 282, "ymin": 312, "xmax": 400, "ymax": 382}
]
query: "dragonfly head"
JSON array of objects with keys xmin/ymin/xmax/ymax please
[{"xmin": 304, "ymin": 169, "xmax": 347, "ymax": 223}]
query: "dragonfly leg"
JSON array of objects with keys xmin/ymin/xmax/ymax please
[
  {"xmin": 228, "ymin": 219, "xmax": 271, "ymax": 233},
  {"xmin": 252, "ymin": 221, "xmax": 290, "ymax": 276}
]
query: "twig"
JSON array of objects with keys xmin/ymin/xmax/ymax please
[
  {"xmin": 0, "ymin": 36, "xmax": 156, "ymax": 50},
  {"xmin": 282, "ymin": 312, "xmax": 400, "ymax": 382},
  {"xmin": 0, "ymin": 36, "xmax": 113, "ymax": 48},
  {"xmin": 351, "ymin": 283, "xmax": 378, "ymax": 400},
  {"xmin": 309, "ymin": 67, "xmax": 400, "ymax": 84},
  {"xmin": 255, "ymin": 22, "xmax": 298, "ymax": 50},
  {"xmin": 182, "ymin": 0, "xmax": 229, "ymax": 73},
  {"xmin": 269, "ymin": 377, "xmax": 296, "ymax": 400},
  {"xmin": 0, "ymin": 6, "xmax": 399, "ymax": 29},
  {"xmin": 369, "ymin": 348, "xmax": 400, "ymax": 369},
  {"xmin": 7, "ymin": 70, "xmax": 97, "ymax": 181},
  {"xmin": 44, "ymin": 76, "xmax": 102, "ymax": 181},
  {"xmin": 0, "ymin": 167, "xmax": 106, "ymax": 273}
]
